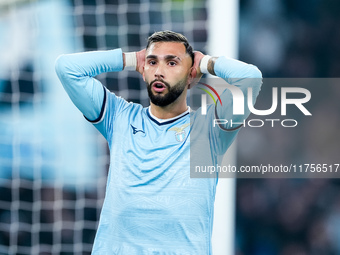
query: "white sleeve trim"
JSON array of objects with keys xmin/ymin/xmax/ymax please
[
  {"xmin": 124, "ymin": 52, "xmax": 137, "ymax": 71},
  {"xmin": 199, "ymin": 55, "xmax": 212, "ymax": 74}
]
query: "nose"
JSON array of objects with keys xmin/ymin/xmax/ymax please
[{"xmin": 154, "ymin": 63, "xmax": 165, "ymax": 79}]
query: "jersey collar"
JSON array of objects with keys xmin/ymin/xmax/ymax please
[{"xmin": 146, "ymin": 106, "xmax": 190, "ymax": 126}]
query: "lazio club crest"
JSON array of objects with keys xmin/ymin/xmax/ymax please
[{"xmin": 169, "ymin": 123, "xmax": 190, "ymax": 142}]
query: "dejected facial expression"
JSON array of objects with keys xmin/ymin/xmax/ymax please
[{"xmin": 143, "ymin": 42, "xmax": 193, "ymax": 107}]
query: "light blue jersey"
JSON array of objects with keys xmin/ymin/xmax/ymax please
[{"xmin": 55, "ymin": 49, "xmax": 262, "ymax": 254}]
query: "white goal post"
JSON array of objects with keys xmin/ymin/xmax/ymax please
[{"xmin": 209, "ymin": 0, "xmax": 239, "ymax": 254}]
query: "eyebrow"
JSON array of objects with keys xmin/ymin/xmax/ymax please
[{"xmin": 146, "ymin": 55, "xmax": 182, "ymax": 61}]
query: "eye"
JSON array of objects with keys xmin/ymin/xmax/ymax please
[
  {"xmin": 168, "ymin": 61, "xmax": 177, "ymax": 66},
  {"xmin": 148, "ymin": 60, "xmax": 157, "ymax": 65}
]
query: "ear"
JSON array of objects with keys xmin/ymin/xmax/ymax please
[
  {"xmin": 187, "ymin": 67, "xmax": 197, "ymax": 89},
  {"xmin": 189, "ymin": 66, "xmax": 197, "ymax": 83},
  {"xmin": 142, "ymin": 68, "xmax": 145, "ymax": 81}
]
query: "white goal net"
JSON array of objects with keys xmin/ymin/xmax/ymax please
[{"xmin": 0, "ymin": 0, "xmax": 209, "ymax": 254}]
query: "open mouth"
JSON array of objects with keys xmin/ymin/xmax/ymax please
[{"xmin": 152, "ymin": 81, "xmax": 167, "ymax": 93}]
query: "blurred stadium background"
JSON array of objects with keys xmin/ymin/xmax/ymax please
[{"xmin": 0, "ymin": 0, "xmax": 340, "ymax": 254}]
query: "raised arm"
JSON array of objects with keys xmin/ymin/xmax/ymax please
[
  {"xmin": 55, "ymin": 49, "xmax": 125, "ymax": 121},
  {"xmin": 55, "ymin": 48, "xmax": 146, "ymax": 122},
  {"xmin": 196, "ymin": 54, "xmax": 262, "ymax": 130}
]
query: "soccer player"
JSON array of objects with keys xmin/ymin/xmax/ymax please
[{"xmin": 55, "ymin": 31, "xmax": 262, "ymax": 254}]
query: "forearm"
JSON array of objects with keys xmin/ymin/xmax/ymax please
[
  {"xmin": 55, "ymin": 49, "xmax": 124, "ymax": 121},
  {"xmin": 202, "ymin": 55, "xmax": 262, "ymax": 82},
  {"xmin": 200, "ymin": 55, "xmax": 263, "ymax": 128},
  {"xmin": 55, "ymin": 49, "xmax": 124, "ymax": 79}
]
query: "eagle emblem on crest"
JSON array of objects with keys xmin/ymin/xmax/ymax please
[{"xmin": 169, "ymin": 123, "xmax": 190, "ymax": 142}]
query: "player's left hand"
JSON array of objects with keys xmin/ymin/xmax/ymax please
[{"xmin": 188, "ymin": 51, "xmax": 204, "ymax": 89}]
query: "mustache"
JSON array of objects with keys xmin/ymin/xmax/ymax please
[{"xmin": 150, "ymin": 79, "xmax": 170, "ymax": 89}]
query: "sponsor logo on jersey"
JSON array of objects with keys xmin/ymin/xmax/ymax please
[{"xmin": 130, "ymin": 124, "xmax": 145, "ymax": 135}]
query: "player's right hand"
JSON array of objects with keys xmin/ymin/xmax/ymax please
[{"xmin": 136, "ymin": 49, "xmax": 146, "ymax": 75}]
